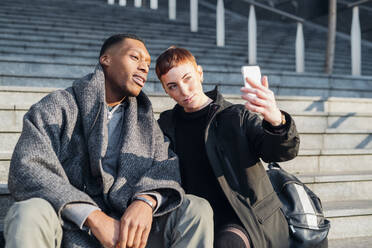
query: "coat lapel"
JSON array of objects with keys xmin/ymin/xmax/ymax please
[{"xmin": 72, "ymin": 64, "xmax": 108, "ymax": 178}]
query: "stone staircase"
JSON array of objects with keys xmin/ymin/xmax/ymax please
[
  {"xmin": 1, "ymin": 0, "xmax": 372, "ymax": 246},
  {"xmin": 1, "ymin": 0, "xmax": 372, "ymax": 97},
  {"xmin": 1, "ymin": 87, "xmax": 372, "ymax": 247}
]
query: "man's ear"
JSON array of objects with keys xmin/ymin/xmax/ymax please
[
  {"xmin": 99, "ymin": 54, "xmax": 111, "ymax": 68},
  {"xmin": 197, "ymin": 65, "xmax": 204, "ymax": 83}
]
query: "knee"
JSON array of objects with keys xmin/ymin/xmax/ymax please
[
  {"xmin": 5, "ymin": 198, "xmax": 58, "ymax": 227},
  {"xmin": 182, "ymin": 194, "xmax": 214, "ymax": 222},
  {"xmin": 215, "ymin": 224, "xmax": 251, "ymax": 248}
]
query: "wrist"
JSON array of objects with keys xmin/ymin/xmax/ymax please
[
  {"xmin": 84, "ymin": 209, "xmax": 103, "ymax": 228},
  {"xmin": 133, "ymin": 195, "xmax": 157, "ymax": 211},
  {"xmin": 270, "ymin": 111, "xmax": 285, "ymax": 127}
]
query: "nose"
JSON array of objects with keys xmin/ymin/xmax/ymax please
[
  {"xmin": 138, "ymin": 60, "xmax": 149, "ymax": 74},
  {"xmin": 179, "ymin": 83, "xmax": 189, "ymax": 96}
]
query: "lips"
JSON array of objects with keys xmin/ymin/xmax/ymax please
[
  {"xmin": 183, "ymin": 94, "xmax": 195, "ymax": 104},
  {"xmin": 132, "ymin": 74, "xmax": 146, "ymax": 87}
]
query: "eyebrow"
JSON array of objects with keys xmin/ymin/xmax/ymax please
[
  {"xmin": 166, "ymin": 81, "xmax": 176, "ymax": 86},
  {"xmin": 128, "ymin": 48, "xmax": 151, "ymax": 63},
  {"xmin": 182, "ymin": 72, "xmax": 190, "ymax": 79},
  {"xmin": 166, "ymin": 72, "xmax": 190, "ymax": 86}
]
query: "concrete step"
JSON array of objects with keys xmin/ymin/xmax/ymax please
[
  {"xmin": 2, "ymin": 148, "xmax": 372, "ymax": 180},
  {"xmin": 299, "ymin": 171, "xmax": 372, "ymax": 202},
  {"xmin": 0, "ymin": 5, "xmax": 296, "ymax": 35},
  {"xmin": 2, "ymin": 150, "xmax": 371, "ymax": 202},
  {"xmin": 0, "ymin": 2, "xmax": 356, "ymax": 49},
  {"xmin": 0, "ymin": 27, "xmax": 354, "ymax": 60},
  {"xmin": 4, "ymin": 128, "xmax": 372, "ymax": 151},
  {"xmin": 3, "ymin": 102, "xmax": 372, "ymax": 133},
  {"xmin": 5, "ymin": 87, "xmax": 372, "ymax": 113},
  {"xmin": 0, "ymin": 52, "xmax": 365, "ymax": 77},
  {"xmin": 0, "ymin": 23, "xmax": 361, "ymax": 60},
  {"xmin": 299, "ymin": 131, "xmax": 372, "ymax": 150},
  {"xmin": 0, "ymin": 32, "xmax": 336, "ymax": 64},
  {"xmin": 324, "ymin": 200, "xmax": 372, "ymax": 240},
  {"xmin": 0, "ymin": 4, "xmax": 367, "ymax": 56},
  {"xmin": 329, "ymin": 236, "xmax": 372, "ymax": 248},
  {"xmin": 0, "ymin": 28, "xmax": 364, "ymax": 68},
  {"xmin": 0, "ymin": 50, "xmax": 364, "ymax": 74},
  {"xmin": 281, "ymin": 149, "xmax": 372, "ymax": 174},
  {"xmin": 2, "ymin": 60, "xmax": 372, "ymax": 98},
  {"xmin": 0, "ymin": 184, "xmax": 371, "ymax": 241},
  {"xmin": 0, "ymin": 1, "xmax": 360, "ymax": 46},
  {"xmin": 4, "ymin": 110, "xmax": 372, "ymax": 136}
]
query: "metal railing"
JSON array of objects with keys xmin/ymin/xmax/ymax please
[
  {"xmin": 338, "ymin": 0, "xmax": 372, "ymax": 75},
  {"xmin": 241, "ymin": 0, "xmax": 305, "ymax": 72},
  {"xmin": 105, "ymin": 0, "xmax": 372, "ymax": 76}
]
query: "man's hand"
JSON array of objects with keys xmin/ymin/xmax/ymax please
[
  {"xmin": 85, "ymin": 210, "xmax": 120, "ymax": 248},
  {"xmin": 118, "ymin": 195, "xmax": 155, "ymax": 248},
  {"xmin": 241, "ymin": 76, "xmax": 283, "ymax": 126}
]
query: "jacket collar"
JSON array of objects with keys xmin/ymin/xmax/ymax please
[
  {"xmin": 158, "ymin": 86, "xmax": 232, "ymax": 147},
  {"xmin": 72, "ymin": 64, "xmax": 107, "ymax": 177},
  {"xmin": 72, "ymin": 64, "xmax": 106, "ymax": 141}
]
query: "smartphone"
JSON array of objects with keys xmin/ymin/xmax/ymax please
[{"xmin": 241, "ymin": 65, "xmax": 261, "ymax": 88}]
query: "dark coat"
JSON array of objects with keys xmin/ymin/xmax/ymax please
[{"xmin": 158, "ymin": 88, "xmax": 300, "ymax": 248}]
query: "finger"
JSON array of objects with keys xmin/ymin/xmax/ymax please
[
  {"xmin": 245, "ymin": 77, "xmax": 273, "ymax": 99},
  {"xmin": 126, "ymin": 223, "xmax": 138, "ymax": 248},
  {"xmin": 241, "ymin": 88, "xmax": 268, "ymax": 100},
  {"xmin": 245, "ymin": 76, "xmax": 261, "ymax": 89},
  {"xmin": 241, "ymin": 94, "xmax": 267, "ymax": 107},
  {"xmin": 240, "ymin": 87, "xmax": 256, "ymax": 94},
  {"xmin": 262, "ymin": 76, "xmax": 269, "ymax": 89},
  {"xmin": 133, "ymin": 225, "xmax": 146, "ymax": 248},
  {"xmin": 119, "ymin": 220, "xmax": 129, "ymax": 248},
  {"xmin": 139, "ymin": 226, "xmax": 151, "ymax": 248},
  {"xmin": 245, "ymin": 102, "xmax": 265, "ymax": 114}
]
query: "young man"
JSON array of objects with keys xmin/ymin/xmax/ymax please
[
  {"xmin": 4, "ymin": 35, "xmax": 213, "ymax": 248},
  {"xmin": 156, "ymin": 47, "xmax": 300, "ymax": 248}
]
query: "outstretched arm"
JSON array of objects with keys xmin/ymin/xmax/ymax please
[{"xmin": 240, "ymin": 76, "xmax": 300, "ymax": 162}]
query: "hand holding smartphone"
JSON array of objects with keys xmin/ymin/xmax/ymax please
[{"xmin": 241, "ymin": 65, "xmax": 262, "ymax": 88}]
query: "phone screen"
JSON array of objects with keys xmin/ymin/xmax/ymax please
[{"xmin": 241, "ymin": 66, "xmax": 261, "ymax": 88}]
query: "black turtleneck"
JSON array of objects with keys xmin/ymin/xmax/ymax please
[{"xmin": 174, "ymin": 104, "xmax": 239, "ymax": 227}]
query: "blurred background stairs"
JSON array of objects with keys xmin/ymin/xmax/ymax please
[{"xmin": 1, "ymin": 0, "xmax": 372, "ymax": 247}]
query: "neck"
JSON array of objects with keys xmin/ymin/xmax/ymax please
[
  {"xmin": 185, "ymin": 93, "xmax": 212, "ymax": 113},
  {"xmin": 105, "ymin": 80, "xmax": 126, "ymax": 106},
  {"xmin": 107, "ymin": 97, "xmax": 126, "ymax": 107}
]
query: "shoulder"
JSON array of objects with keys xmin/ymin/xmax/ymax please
[
  {"xmin": 217, "ymin": 102, "xmax": 262, "ymax": 128},
  {"xmin": 158, "ymin": 109, "xmax": 175, "ymax": 129},
  {"xmin": 26, "ymin": 87, "xmax": 77, "ymax": 122},
  {"xmin": 218, "ymin": 101, "xmax": 247, "ymax": 117}
]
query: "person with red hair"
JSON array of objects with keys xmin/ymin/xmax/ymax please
[{"xmin": 156, "ymin": 47, "xmax": 300, "ymax": 248}]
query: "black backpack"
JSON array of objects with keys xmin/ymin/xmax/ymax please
[{"xmin": 267, "ymin": 162, "xmax": 330, "ymax": 248}]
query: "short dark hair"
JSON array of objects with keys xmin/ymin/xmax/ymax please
[{"xmin": 99, "ymin": 34, "xmax": 145, "ymax": 57}]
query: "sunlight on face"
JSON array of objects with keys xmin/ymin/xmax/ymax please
[{"xmin": 160, "ymin": 62, "xmax": 207, "ymax": 112}]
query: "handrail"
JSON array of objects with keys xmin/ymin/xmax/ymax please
[
  {"xmin": 338, "ymin": 0, "xmax": 372, "ymax": 8},
  {"xmin": 347, "ymin": 0, "xmax": 372, "ymax": 8},
  {"xmin": 241, "ymin": 0, "xmax": 305, "ymax": 23}
]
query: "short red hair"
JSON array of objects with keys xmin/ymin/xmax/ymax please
[{"xmin": 155, "ymin": 46, "xmax": 198, "ymax": 79}]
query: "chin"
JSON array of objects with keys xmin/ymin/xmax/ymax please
[{"xmin": 124, "ymin": 86, "xmax": 142, "ymax": 97}]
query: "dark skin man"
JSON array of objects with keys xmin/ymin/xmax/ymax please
[{"xmin": 84, "ymin": 38, "xmax": 156, "ymax": 248}]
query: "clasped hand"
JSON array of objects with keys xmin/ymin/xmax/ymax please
[
  {"xmin": 86, "ymin": 197, "xmax": 154, "ymax": 248},
  {"xmin": 241, "ymin": 76, "xmax": 282, "ymax": 126}
]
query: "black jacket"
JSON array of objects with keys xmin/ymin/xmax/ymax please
[{"xmin": 158, "ymin": 88, "xmax": 300, "ymax": 248}]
